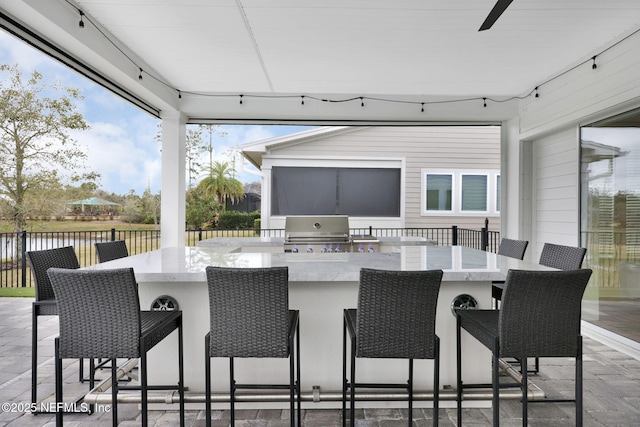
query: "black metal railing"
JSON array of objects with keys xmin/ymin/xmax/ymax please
[{"xmin": 1, "ymin": 224, "xmax": 499, "ymax": 288}]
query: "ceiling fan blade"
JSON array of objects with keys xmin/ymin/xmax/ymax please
[{"xmin": 479, "ymin": 0, "xmax": 514, "ymax": 31}]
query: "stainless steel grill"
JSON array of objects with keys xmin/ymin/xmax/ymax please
[{"xmin": 283, "ymin": 216, "xmax": 379, "ymax": 253}]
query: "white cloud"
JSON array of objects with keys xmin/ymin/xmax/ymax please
[{"xmin": 1, "ymin": 31, "xmax": 312, "ymax": 195}]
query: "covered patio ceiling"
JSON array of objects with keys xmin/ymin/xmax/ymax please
[{"xmin": 1, "ymin": 0, "xmax": 640, "ymax": 123}]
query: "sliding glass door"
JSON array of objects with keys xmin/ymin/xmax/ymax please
[{"xmin": 581, "ymin": 107, "xmax": 640, "ymax": 342}]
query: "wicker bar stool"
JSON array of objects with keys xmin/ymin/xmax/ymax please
[
  {"xmin": 48, "ymin": 267, "xmax": 185, "ymax": 427},
  {"xmin": 204, "ymin": 266, "xmax": 300, "ymax": 427},
  {"xmin": 26, "ymin": 246, "xmax": 82, "ymax": 410},
  {"xmin": 493, "ymin": 242, "xmax": 585, "ymax": 304},
  {"xmin": 491, "ymin": 238, "xmax": 529, "ymax": 308},
  {"xmin": 456, "ymin": 269, "xmax": 592, "ymax": 427},
  {"xmin": 95, "ymin": 240, "xmax": 129, "ymax": 263},
  {"xmin": 343, "ymin": 268, "xmax": 443, "ymax": 427},
  {"xmin": 492, "ymin": 242, "xmax": 586, "ymax": 372}
]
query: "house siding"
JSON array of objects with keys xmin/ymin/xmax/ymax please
[
  {"xmin": 513, "ymin": 30, "xmax": 640, "ymax": 261},
  {"xmin": 260, "ymin": 126, "xmax": 500, "ymax": 230},
  {"xmin": 532, "ymin": 128, "xmax": 580, "ymax": 256}
]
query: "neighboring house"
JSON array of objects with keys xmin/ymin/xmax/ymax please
[
  {"xmin": 225, "ymin": 192, "xmax": 261, "ymax": 213},
  {"xmin": 241, "ymin": 126, "xmax": 501, "ymax": 231}
]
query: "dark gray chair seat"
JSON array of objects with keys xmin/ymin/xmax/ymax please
[{"xmin": 343, "ymin": 268, "xmax": 443, "ymax": 427}]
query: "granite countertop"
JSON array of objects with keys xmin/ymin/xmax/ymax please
[
  {"xmin": 87, "ymin": 245, "xmax": 555, "ymax": 283},
  {"xmin": 196, "ymin": 236, "xmax": 435, "ymax": 248}
]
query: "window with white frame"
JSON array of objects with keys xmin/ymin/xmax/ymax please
[{"xmin": 422, "ymin": 169, "xmax": 500, "ymax": 216}]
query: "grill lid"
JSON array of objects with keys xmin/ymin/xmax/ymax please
[{"xmin": 284, "ymin": 215, "xmax": 350, "ymax": 243}]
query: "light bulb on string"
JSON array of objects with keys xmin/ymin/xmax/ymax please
[
  {"xmin": 138, "ymin": 68, "xmax": 143, "ymax": 80},
  {"xmin": 78, "ymin": 10, "xmax": 85, "ymax": 28},
  {"xmin": 592, "ymin": 56, "xmax": 598, "ymax": 70}
]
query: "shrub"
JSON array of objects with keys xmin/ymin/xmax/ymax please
[{"xmin": 217, "ymin": 211, "xmax": 260, "ymax": 229}]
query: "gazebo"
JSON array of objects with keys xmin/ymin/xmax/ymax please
[{"xmin": 68, "ymin": 197, "xmax": 120, "ymax": 216}]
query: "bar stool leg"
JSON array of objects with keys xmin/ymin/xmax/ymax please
[
  {"xmin": 178, "ymin": 320, "xmax": 185, "ymax": 427},
  {"xmin": 576, "ymin": 337, "xmax": 583, "ymax": 427},
  {"xmin": 408, "ymin": 359, "xmax": 414, "ymax": 427},
  {"xmin": 434, "ymin": 336, "xmax": 440, "ymax": 427},
  {"xmin": 492, "ymin": 340, "xmax": 500, "ymax": 427},
  {"xmin": 342, "ymin": 319, "xmax": 347, "ymax": 427},
  {"xmin": 230, "ymin": 358, "xmax": 235, "ymax": 426},
  {"xmin": 456, "ymin": 315, "xmax": 463, "ymax": 427},
  {"xmin": 296, "ymin": 321, "xmax": 301, "ymax": 427},
  {"xmin": 349, "ymin": 335, "xmax": 356, "ymax": 427},
  {"xmin": 54, "ymin": 338, "xmax": 63, "ymax": 427},
  {"xmin": 32, "ymin": 309, "xmax": 38, "ymax": 407},
  {"xmin": 205, "ymin": 334, "xmax": 212, "ymax": 427},
  {"xmin": 521, "ymin": 357, "xmax": 528, "ymax": 427},
  {"xmin": 111, "ymin": 359, "xmax": 118, "ymax": 427}
]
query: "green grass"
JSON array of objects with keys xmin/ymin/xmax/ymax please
[
  {"xmin": 0, "ymin": 287, "xmax": 35, "ymax": 297},
  {"xmin": 0, "ymin": 218, "xmax": 158, "ymax": 233}
]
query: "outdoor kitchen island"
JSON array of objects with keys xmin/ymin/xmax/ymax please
[{"xmin": 86, "ymin": 241, "xmax": 556, "ymax": 410}]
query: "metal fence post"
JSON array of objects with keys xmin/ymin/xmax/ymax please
[
  {"xmin": 21, "ymin": 231, "xmax": 27, "ymax": 288},
  {"xmin": 452, "ymin": 225, "xmax": 458, "ymax": 246},
  {"xmin": 481, "ymin": 218, "xmax": 489, "ymax": 251},
  {"xmin": 198, "ymin": 227, "xmax": 203, "ymax": 241},
  {"xmin": 110, "ymin": 228, "xmax": 116, "ymax": 241}
]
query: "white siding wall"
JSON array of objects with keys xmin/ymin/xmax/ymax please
[
  {"xmin": 531, "ymin": 128, "xmax": 581, "ymax": 258},
  {"xmin": 511, "ymin": 31, "xmax": 640, "ymax": 261},
  {"xmin": 261, "ymin": 126, "xmax": 500, "ymax": 230}
]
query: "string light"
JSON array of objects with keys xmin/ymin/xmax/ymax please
[{"xmin": 64, "ymin": 0, "xmax": 640, "ymax": 112}]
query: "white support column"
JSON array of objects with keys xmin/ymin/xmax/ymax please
[
  {"xmin": 160, "ymin": 112, "xmax": 187, "ymax": 248},
  {"xmin": 501, "ymin": 116, "xmax": 525, "ymax": 248}
]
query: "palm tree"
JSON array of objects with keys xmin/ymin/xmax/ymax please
[{"xmin": 197, "ymin": 161, "xmax": 244, "ymax": 210}]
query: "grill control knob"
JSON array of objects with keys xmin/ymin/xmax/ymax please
[
  {"xmin": 358, "ymin": 243, "xmax": 364, "ymax": 253},
  {"xmin": 321, "ymin": 245, "xmax": 328, "ymax": 253},
  {"xmin": 368, "ymin": 244, "xmax": 375, "ymax": 253},
  {"xmin": 292, "ymin": 245, "xmax": 299, "ymax": 253},
  {"xmin": 306, "ymin": 245, "xmax": 313, "ymax": 253},
  {"xmin": 335, "ymin": 244, "xmax": 341, "ymax": 252}
]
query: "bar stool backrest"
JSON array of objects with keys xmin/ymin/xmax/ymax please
[
  {"xmin": 26, "ymin": 246, "xmax": 80, "ymax": 305},
  {"xmin": 356, "ymin": 268, "xmax": 443, "ymax": 359},
  {"xmin": 205, "ymin": 266, "xmax": 290, "ymax": 358},
  {"xmin": 539, "ymin": 243, "xmax": 586, "ymax": 271},
  {"xmin": 499, "ymin": 269, "xmax": 592, "ymax": 358},
  {"xmin": 47, "ymin": 267, "xmax": 142, "ymax": 359},
  {"xmin": 95, "ymin": 240, "xmax": 129, "ymax": 263},
  {"xmin": 497, "ymin": 238, "xmax": 529, "ymax": 260}
]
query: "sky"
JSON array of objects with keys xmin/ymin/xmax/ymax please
[{"xmin": 0, "ymin": 30, "xmax": 312, "ymax": 195}]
